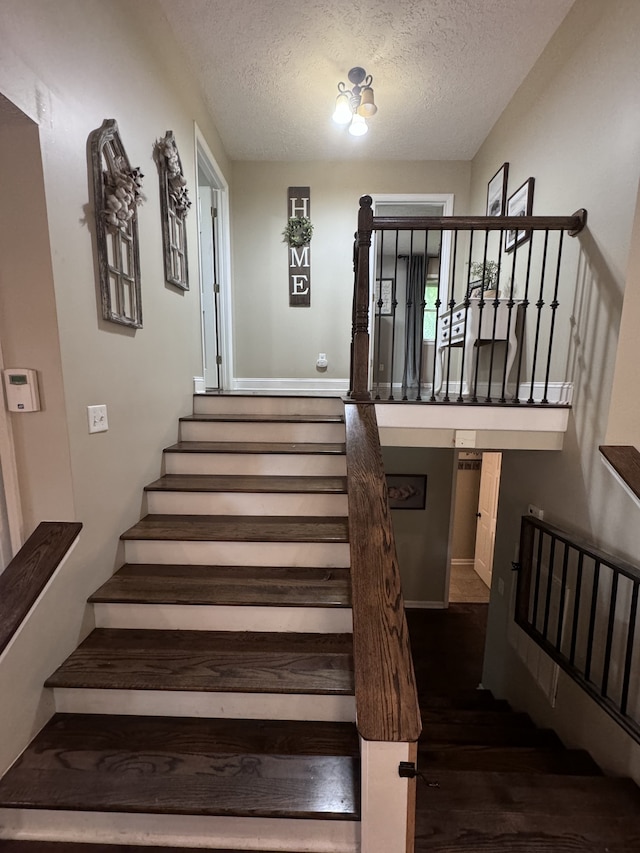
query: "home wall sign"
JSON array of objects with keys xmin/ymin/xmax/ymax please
[
  {"xmin": 89, "ymin": 119, "xmax": 144, "ymax": 328},
  {"xmin": 285, "ymin": 186, "xmax": 312, "ymax": 307},
  {"xmin": 154, "ymin": 130, "xmax": 191, "ymax": 290}
]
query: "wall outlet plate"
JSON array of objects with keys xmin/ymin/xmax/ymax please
[{"xmin": 87, "ymin": 404, "xmax": 108, "ymax": 434}]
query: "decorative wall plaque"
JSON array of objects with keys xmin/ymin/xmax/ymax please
[
  {"xmin": 89, "ymin": 119, "xmax": 144, "ymax": 328},
  {"xmin": 285, "ymin": 186, "xmax": 312, "ymax": 307},
  {"xmin": 154, "ymin": 130, "xmax": 191, "ymax": 290}
]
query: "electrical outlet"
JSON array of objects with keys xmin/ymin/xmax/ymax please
[{"xmin": 87, "ymin": 404, "xmax": 108, "ymax": 434}]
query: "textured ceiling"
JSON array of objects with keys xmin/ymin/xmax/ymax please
[{"xmin": 157, "ymin": 0, "xmax": 574, "ymax": 161}]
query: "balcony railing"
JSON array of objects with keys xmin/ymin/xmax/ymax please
[
  {"xmin": 515, "ymin": 515, "xmax": 640, "ymax": 743},
  {"xmin": 350, "ymin": 195, "xmax": 587, "ymax": 405}
]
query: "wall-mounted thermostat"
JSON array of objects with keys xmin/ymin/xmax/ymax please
[{"xmin": 3, "ymin": 368, "xmax": 41, "ymax": 412}]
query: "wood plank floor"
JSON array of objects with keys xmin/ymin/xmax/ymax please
[
  {"xmin": 44, "ymin": 629, "xmax": 355, "ymax": 694},
  {"xmin": 120, "ymin": 514, "xmax": 349, "ymax": 542},
  {"xmin": 89, "ymin": 564, "xmax": 352, "ymax": 607},
  {"xmin": 0, "ymin": 715, "xmax": 360, "ymax": 820}
]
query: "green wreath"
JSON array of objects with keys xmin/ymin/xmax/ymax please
[{"xmin": 282, "ymin": 215, "xmax": 314, "ymax": 247}]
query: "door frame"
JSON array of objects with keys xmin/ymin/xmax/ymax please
[
  {"xmin": 194, "ymin": 124, "xmax": 233, "ymax": 390},
  {"xmin": 0, "ymin": 336, "xmax": 24, "ymax": 563}
]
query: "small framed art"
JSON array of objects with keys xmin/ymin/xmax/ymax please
[
  {"xmin": 505, "ymin": 177, "xmax": 535, "ymax": 252},
  {"xmin": 486, "ymin": 162, "xmax": 509, "ymax": 217},
  {"xmin": 386, "ymin": 474, "xmax": 427, "ymax": 510}
]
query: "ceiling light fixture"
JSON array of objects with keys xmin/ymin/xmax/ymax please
[{"xmin": 332, "ymin": 66, "xmax": 377, "ymax": 136}]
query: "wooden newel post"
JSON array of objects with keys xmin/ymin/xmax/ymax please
[{"xmin": 350, "ymin": 195, "xmax": 373, "ymax": 400}]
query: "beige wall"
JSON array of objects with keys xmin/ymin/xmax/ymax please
[
  {"xmin": 0, "ymin": 0, "xmax": 230, "ymax": 773},
  {"xmin": 381, "ymin": 446, "xmax": 454, "ymax": 604},
  {"xmin": 230, "ymin": 161, "xmax": 471, "ymax": 382},
  {"xmin": 469, "ymin": 0, "xmax": 640, "ymax": 781}
]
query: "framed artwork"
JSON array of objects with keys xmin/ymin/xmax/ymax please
[
  {"xmin": 486, "ymin": 162, "xmax": 509, "ymax": 216},
  {"xmin": 505, "ymin": 177, "xmax": 535, "ymax": 252},
  {"xmin": 154, "ymin": 130, "xmax": 191, "ymax": 290},
  {"xmin": 88, "ymin": 119, "xmax": 144, "ymax": 328},
  {"xmin": 376, "ymin": 277, "xmax": 394, "ymax": 315},
  {"xmin": 386, "ymin": 474, "xmax": 427, "ymax": 510}
]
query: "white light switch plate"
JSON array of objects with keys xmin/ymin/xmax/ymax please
[{"xmin": 87, "ymin": 404, "xmax": 108, "ymax": 433}]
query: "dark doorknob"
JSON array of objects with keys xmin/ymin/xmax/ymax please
[{"xmin": 476, "ymin": 512, "xmax": 482, "ymax": 518}]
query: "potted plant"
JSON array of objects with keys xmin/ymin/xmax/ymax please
[{"xmin": 469, "ymin": 260, "xmax": 500, "ymax": 298}]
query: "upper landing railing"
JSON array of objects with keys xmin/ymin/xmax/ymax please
[{"xmin": 350, "ymin": 195, "xmax": 587, "ymax": 405}]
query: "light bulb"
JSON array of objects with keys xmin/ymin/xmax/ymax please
[
  {"xmin": 332, "ymin": 93, "xmax": 352, "ymax": 125},
  {"xmin": 349, "ymin": 113, "xmax": 368, "ymax": 136}
]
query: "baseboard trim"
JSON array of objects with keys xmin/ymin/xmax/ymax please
[
  {"xmin": 404, "ymin": 600, "xmax": 447, "ymax": 609},
  {"xmin": 193, "ymin": 376, "xmax": 206, "ymax": 394},
  {"xmin": 231, "ymin": 377, "xmax": 349, "ymax": 394},
  {"xmin": 450, "ymin": 558, "xmax": 475, "ymax": 570}
]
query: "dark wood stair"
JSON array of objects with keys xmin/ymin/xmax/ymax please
[
  {"xmin": 144, "ymin": 473, "xmax": 348, "ymax": 493},
  {"xmin": 120, "ymin": 514, "xmax": 349, "ymax": 542},
  {"xmin": 164, "ymin": 440, "xmax": 346, "ymax": 454},
  {"xmin": 89, "ymin": 564, "xmax": 352, "ymax": 607},
  {"xmin": 0, "ymin": 714, "xmax": 360, "ymax": 819},
  {"xmin": 408, "ymin": 605, "xmax": 640, "ymax": 852}
]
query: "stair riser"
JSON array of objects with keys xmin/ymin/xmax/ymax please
[
  {"xmin": 164, "ymin": 452, "xmax": 347, "ymax": 476},
  {"xmin": 146, "ymin": 490, "xmax": 349, "ymax": 516},
  {"xmin": 181, "ymin": 421, "xmax": 345, "ymax": 443},
  {"xmin": 193, "ymin": 395, "xmax": 344, "ymax": 417},
  {"xmin": 52, "ymin": 688, "xmax": 356, "ymax": 723},
  {"xmin": 0, "ymin": 809, "xmax": 359, "ymax": 852},
  {"xmin": 123, "ymin": 540, "xmax": 351, "ymax": 567},
  {"xmin": 93, "ymin": 602, "xmax": 353, "ymax": 633}
]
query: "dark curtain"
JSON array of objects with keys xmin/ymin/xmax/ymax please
[{"xmin": 402, "ymin": 255, "xmax": 425, "ymax": 398}]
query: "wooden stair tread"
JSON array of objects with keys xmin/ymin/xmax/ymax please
[
  {"xmin": 121, "ymin": 514, "xmax": 349, "ymax": 542},
  {"xmin": 165, "ymin": 440, "xmax": 346, "ymax": 454},
  {"xmin": 144, "ymin": 474, "xmax": 347, "ymax": 493},
  {"xmin": 0, "ymin": 845, "xmax": 309, "ymax": 852},
  {"xmin": 0, "ymin": 714, "xmax": 360, "ymax": 820},
  {"xmin": 414, "ymin": 808, "xmax": 640, "ymax": 852},
  {"xmin": 419, "ymin": 745, "xmax": 602, "ymax": 775},
  {"xmin": 89, "ymin": 564, "xmax": 352, "ymax": 607},
  {"xmin": 420, "ymin": 723, "xmax": 561, "ymax": 748},
  {"xmin": 418, "ymin": 690, "xmax": 511, "ymax": 712},
  {"xmin": 421, "ymin": 708, "xmax": 532, "ymax": 727},
  {"xmin": 181, "ymin": 413, "xmax": 344, "ymax": 423},
  {"xmin": 419, "ymin": 769, "xmax": 640, "ymax": 815},
  {"xmin": 44, "ymin": 629, "xmax": 355, "ymax": 694}
]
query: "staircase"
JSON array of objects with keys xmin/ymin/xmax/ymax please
[
  {"xmin": 0, "ymin": 395, "xmax": 361, "ymax": 852},
  {"xmin": 408, "ymin": 607, "xmax": 640, "ymax": 852}
]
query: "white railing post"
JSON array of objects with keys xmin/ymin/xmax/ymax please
[{"xmin": 359, "ymin": 738, "xmax": 417, "ymax": 853}]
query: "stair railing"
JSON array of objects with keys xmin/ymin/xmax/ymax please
[
  {"xmin": 0, "ymin": 521, "xmax": 82, "ymax": 655},
  {"xmin": 351, "ymin": 195, "xmax": 587, "ymax": 404},
  {"xmin": 344, "ymin": 401, "xmax": 421, "ymax": 853},
  {"xmin": 515, "ymin": 514, "xmax": 640, "ymax": 743}
]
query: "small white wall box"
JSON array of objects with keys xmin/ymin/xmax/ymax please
[{"xmin": 3, "ymin": 368, "xmax": 41, "ymax": 412}]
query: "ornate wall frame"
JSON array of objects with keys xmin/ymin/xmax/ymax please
[
  {"xmin": 89, "ymin": 119, "xmax": 144, "ymax": 328},
  {"xmin": 154, "ymin": 131, "xmax": 191, "ymax": 290}
]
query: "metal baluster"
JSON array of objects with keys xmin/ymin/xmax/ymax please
[
  {"xmin": 620, "ymin": 581, "xmax": 639, "ymax": 716},
  {"xmin": 416, "ymin": 229, "xmax": 428, "ymax": 401},
  {"xmin": 373, "ymin": 230, "xmax": 385, "ymax": 400},
  {"xmin": 431, "ymin": 229, "xmax": 447, "ymax": 402},
  {"xmin": 499, "ymin": 235, "xmax": 517, "ymax": 403},
  {"xmin": 513, "ymin": 237, "xmax": 534, "ymax": 405},
  {"xmin": 542, "ymin": 231, "xmax": 564, "ymax": 404},
  {"xmin": 601, "ymin": 568, "xmax": 619, "ymax": 699},
  {"xmin": 532, "ymin": 528, "xmax": 545, "ymax": 630},
  {"xmin": 555, "ymin": 542, "xmax": 570, "ymax": 651},
  {"xmin": 402, "ymin": 229, "xmax": 416, "ymax": 400},
  {"xmin": 458, "ymin": 232, "xmax": 474, "ymax": 403},
  {"xmin": 569, "ymin": 552, "xmax": 584, "ymax": 666},
  {"xmin": 388, "ymin": 231, "xmax": 400, "ymax": 400},
  {"xmin": 584, "ymin": 560, "xmax": 601, "ymax": 682},
  {"xmin": 542, "ymin": 535, "xmax": 557, "ymax": 641},
  {"xmin": 528, "ymin": 230, "xmax": 550, "ymax": 403}
]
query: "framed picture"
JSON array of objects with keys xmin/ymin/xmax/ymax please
[
  {"xmin": 505, "ymin": 177, "xmax": 535, "ymax": 252},
  {"xmin": 376, "ymin": 278, "xmax": 394, "ymax": 315},
  {"xmin": 486, "ymin": 162, "xmax": 509, "ymax": 217},
  {"xmin": 386, "ymin": 474, "xmax": 427, "ymax": 510}
]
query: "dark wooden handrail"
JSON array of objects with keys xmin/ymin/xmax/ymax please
[
  {"xmin": 350, "ymin": 194, "xmax": 588, "ymax": 400},
  {"xmin": 0, "ymin": 521, "xmax": 82, "ymax": 655},
  {"xmin": 600, "ymin": 445, "xmax": 640, "ymax": 503},
  {"xmin": 344, "ymin": 401, "xmax": 421, "ymax": 742}
]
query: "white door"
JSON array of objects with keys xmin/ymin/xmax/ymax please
[
  {"xmin": 473, "ymin": 451, "xmax": 502, "ymax": 588},
  {"xmin": 198, "ymin": 182, "xmax": 221, "ymax": 389}
]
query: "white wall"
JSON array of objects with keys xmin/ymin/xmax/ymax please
[
  {"xmin": 0, "ymin": 0, "xmax": 230, "ymax": 774},
  {"xmin": 230, "ymin": 161, "xmax": 471, "ymax": 384},
  {"xmin": 469, "ymin": 0, "xmax": 640, "ymax": 781}
]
